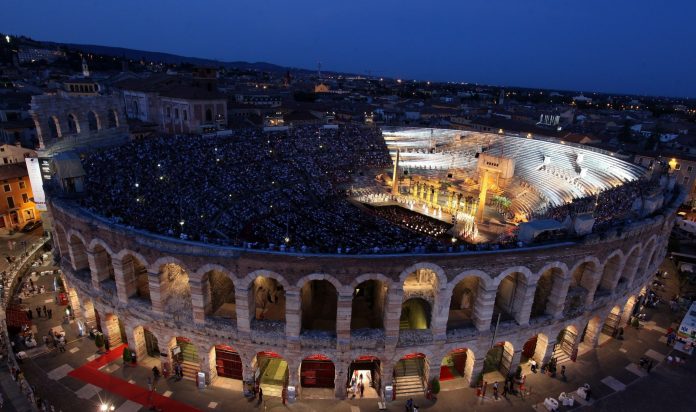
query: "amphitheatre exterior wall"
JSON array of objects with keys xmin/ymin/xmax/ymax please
[{"xmin": 50, "ymin": 193, "xmax": 679, "ymax": 399}]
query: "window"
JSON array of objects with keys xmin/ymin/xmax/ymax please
[
  {"xmin": 676, "ymin": 164, "xmax": 681, "ymax": 170},
  {"xmin": 19, "ymin": 181, "xmax": 25, "ymax": 189},
  {"xmin": 22, "ymin": 193, "xmax": 28, "ymax": 203},
  {"xmin": 3, "ymin": 184, "xmax": 10, "ymax": 192},
  {"xmin": 3, "ymin": 158, "xmax": 7, "ymax": 164},
  {"xmin": 7, "ymin": 197, "xmax": 14, "ymax": 209},
  {"xmin": 688, "ymin": 166, "xmax": 693, "ymax": 173}
]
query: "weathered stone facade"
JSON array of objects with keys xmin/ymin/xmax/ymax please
[{"xmin": 51, "ymin": 187, "xmax": 680, "ymax": 399}]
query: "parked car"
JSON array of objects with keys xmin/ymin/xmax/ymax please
[{"xmin": 20, "ymin": 220, "xmax": 42, "ymax": 232}]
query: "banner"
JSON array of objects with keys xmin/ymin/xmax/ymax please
[{"xmin": 25, "ymin": 157, "xmax": 47, "ymax": 211}]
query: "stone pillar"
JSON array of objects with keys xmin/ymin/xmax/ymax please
[
  {"xmin": 69, "ymin": 243, "xmax": 89, "ymax": 272},
  {"xmin": 381, "ymin": 361, "xmax": 394, "ymax": 395},
  {"xmin": 189, "ymin": 279, "xmax": 206, "ymax": 325},
  {"xmin": 514, "ymin": 278, "xmax": 536, "ymax": 326},
  {"xmin": 125, "ymin": 325, "xmax": 147, "ymax": 362},
  {"xmin": 87, "ymin": 249, "xmax": 108, "ymax": 289},
  {"xmin": 67, "ymin": 287, "xmax": 81, "ymax": 319},
  {"xmin": 287, "ymin": 358, "xmax": 300, "ymax": 389},
  {"xmin": 199, "ymin": 345, "xmax": 215, "ymax": 384},
  {"xmin": 148, "ymin": 270, "xmax": 165, "ymax": 315},
  {"xmin": 431, "ymin": 287, "xmax": 450, "ymax": 342},
  {"xmin": 158, "ymin": 335, "xmax": 175, "ymax": 378},
  {"xmin": 584, "ymin": 320, "xmax": 602, "ymax": 348},
  {"xmin": 620, "ymin": 297, "xmax": 636, "ymax": 326},
  {"xmin": 285, "ymin": 288, "xmax": 301, "ymax": 342},
  {"xmin": 235, "ymin": 286, "xmax": 251, "ymax": 339},
  {"xmin": 509, "ymin": 349, "xmax": 523, "ymax": 373},
  {"xmin": 471, "ymin": 357, "xmax": 485, "ymax": 387},
  {"xmin": 384, "ymin": 288, "xmax": 404, "ymax": 346},
  {"xmin": 473, "ymin": 283, "xmax": 496, "ymax": 332},
  {"xmin": 334, "ymin": 360, "xmax": 348, "ymax": 399},
  {"xmin": 539, "ymin": 339, "xmax": 555, "ymax": 365},
  {"xmin": 336, "ymin": 291, "xmax": 352, "ymax": 346},
  {"xmin": 547, "ymin": 279, "xmax": 571, "ymax": 319},
  {"xmin": 112, "ymin": 256, "xmax": 134, "ymax": 305}
]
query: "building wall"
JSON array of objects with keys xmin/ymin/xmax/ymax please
[
  {"xmin": 50, "ymin": 190, "xmax": 679, "ymax": 397},
  {"xmin": 0, "ymin": 173, "xmax": 40, "ymax": 232}
]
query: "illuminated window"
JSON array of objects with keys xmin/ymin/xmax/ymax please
[
  {"xmin": 3, "ymin": 184, "xmax": 10, "ymax": 192},
  {"xmin": 19, "ymin": 181, "xmax": 25, "ymax": 189},
  {"xmin": 22, "ymin": 193, "xmax": 28, "ymax": 203}
]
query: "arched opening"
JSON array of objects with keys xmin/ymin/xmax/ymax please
[
  {"xmin": 300, "ymin": 280, "xmax": 337, "ymax": 333},
  {"xmin": 143, "ymin": 328, "xmax": 159, "ymax": 358},
  {"xmin": 171, "ymin": 337, "xmax": 198, "ymax": 380},
  {"xmin": 601, "ymin": 305, "xmax": 622, "ymax": 342},
  {"xmin": 448, "ymin": 277, "xmax": 479, "ymax": 330},
  {"xmin": 597, "ymin": 254, "xmax": 622, "ymax": 297},
  {"xmin": 203, "ymin": 270, "xmax": 235, "ymax": 322},
  {"xmin": 102, "ymin": 313, "xmax": 126, "ymax": 348},
  {"xmin": 251, "ymin": 276, "xmax": 285, "ymax": 323},
  {"xmin": 531, "ymin": 267, "xmax": 563, "ymax": 319},
  {"xmin": 47, "ymin": 116, "xmax": 61, "ymax": 139},
  {"xmin": 67, "ymin": 113, "xmax": 79, "ymax": 134},
  {"xmin": 581, "ymin": 316, "xmax": 602, "ymax": 348},
  {"xmin": 351, "ymin": 279, "xmax": 387, "ymax": 331},
  {"xmin": 621, "ymin": 249, "xmax": 641, "ymax": 288},
  {"xmin": 565, "ymin": 261, "xmax": 596, "ymax": 316},
  {"xmin": 394, "ymin": 353, "xmax": 427, "ymax": 398},
  {"xmin": 205, "ymin": 108, "xmax": 213, "ymax": 122},
  {"xmin": 400, "ymin": 298, "xmax": 431, "ymax": 330},
  {"xmin": 54, "ymin": 226, "xmax": 68, "ymax": 258},
  {"xmin": 483, "ymin": 342, "xmax": 514, "ymax": 381},
  {"xmin": 87, "ymin": 111, "xmax": 99, "ymax": 131},
  {"xmin": 131, "ymin": 100, "xmax": 139, "ymax": 117},
  {"xmin": 301, "ymin": 354, "xmax": 335, "ymax": 398},
  {"xmin": 621, "ymin": 295, "xmax": 637, "ymax": 326},
  {"xmin": 92, "ymin": 244, "xmax": 115, "ymax": 292},
  {"xmin": 522, "ymin": 333, "xmax": 548, "ymax": 371},
  {"xmin": 68, "ymin": 235, "xmax": 89, "ymax": 277},
  {"xmin": 553, "ymin": 325, "xmax": 578, "ymax": 364},
  {"xmin": 348, "ymin": 356, "xmax": 381, "ymax": 398},
  {"xmin": 440, "ymin": 348, "xmax": 474, "ymax": 386},
  {"xmin": 492, "ymin": 272, "xmax": 525, "ymax": 325},
  {"xmin": 254, "ymin": 351, "xmax": 288, "ymax": 398},
  {"xmin": 108, "ymin": 109, "xmax": 119, "ymax": 128},
  {"xmin": 214, "ymin": 344, "xmax": 243, "ymax": 380},
  {"xmin": 122, "ymin": 254, "xmax": 150, "ymax": 305},
  {"xmin": 160, "ymin": 263, "xmax": 191, "ymax": 319}
]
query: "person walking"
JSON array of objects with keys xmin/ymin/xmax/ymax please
[
  {"xmin": 561, "ymin": 365, "xmax": 566, "ymax": 381},
  {"xmin": 258, "ymin": 387, "xmax": 263, "ymax": 403},
  {"xmin": 359, "ymin": 381, "xmax": 364, "ymax": 398},
  {"xmin": 47, "ymin": 308, "xmax": 52, "ymax": 319},
  {"xmin": 42, "ymin": 305, "xmax": 47, "ymax": 317},
  {"xmin": 647, "ymin": 360, "xmax": 654, "ymax": 373},
  {"xmin": 35, "ymin": 307, "xmax": 41, "ymax": 318},
  {"xmin": 493, "ymin": 381, "xmax": 499, "ymax": 400}
]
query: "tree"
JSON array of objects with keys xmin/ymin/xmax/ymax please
[
  {"xmin": 123, "ymin": 347, "xmax": 132, "ymax": 364},
  {"xmin": 430, "ymin": 377, "xmax": 441, "ymax": 394},
  {"xmin": 94, "ymin": 333, "xmax": 105, "ymax": 351}
]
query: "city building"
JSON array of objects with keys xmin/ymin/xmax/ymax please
[{"xmin": 0, "ymin": 162, "xmax": 40, "ymax": 232}]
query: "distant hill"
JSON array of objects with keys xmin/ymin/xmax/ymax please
[{"xmin": 41, "ymin": 40, "xmax": 310, "ymax": 73}]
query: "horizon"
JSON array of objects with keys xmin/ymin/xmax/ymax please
[{"xmin": 2, "ymin": 0, "xmax": 696, "ymax": 99}]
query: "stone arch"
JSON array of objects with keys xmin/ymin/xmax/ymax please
[
  {"xmin": 483, "ymin": 341, "xmax": 515, "ymax": 377},
  {"xmin": 400, "ymin": 297, "xmax": 432, "ymax": 330},
  {"xmin": 67, "ymin": 113, "xmax": 80, "ymax": 134},
  {"xmin": 531, "ymin": 262, "xmax": 568, "ymax": 319},
  {"xmin": 108, "ymin": 109, "xmax": 119, "ymax": 128},
  {"xmin": 47, "ymin": 115, "xmax": 61, "ymax": 139},
  {"xmin": 53, "ymin": 222, "xmax": 69, "ymax": 257},
  {"xmin": 199, "ymin": 267, "xmax": 236, "ymax": 321},
  {"xmin": 87, "ymin": 110, "xmax": 100, "ymax": 131},
  {"xmin": 351, "ymin": 276, "xmax": 389, "ymax": 331},
  {"xmin": 566, "ymin": 256, "xmax": 600, "ymax": 313},
  {"xmin": 300, "ymin": 276, "xmax": 338, "ymax": 333},
  {"xmin": 446, "ymin": 270, "xmax": 487, "ymax": 331},
  {"xmin": 298, "ymin": 353, "xmax": 337, "ymax": 391},
  {"xmin": 621, "ymin": 245, "xmax": 642, "ymax": 287},
  {"xmin": 439, "ymin": 347, "xmax": 475, "ymax": 386},
  {"xmin": 492, "ymin": 267, "xmax": 533, "ymax": 325},
  {"xmin": 242, "ymin": 269, "xmax": 290, "ymax": 290},
  {"xmin": 90, "ymin": 242, "xmax": 115, "ymax": 287},
  {"xmin": 597, "ymin": 250, "xmax": 625, "ymax": 294},
  {"xmin": 119, "ymin": 252, "xmax": 150, "ymax": 303},
  {"xmin": 156, "ymin": 262, "xmax": 192, "ymax": 319},
  {"xmin": 248, "ymin": 270, "xmax": 287, "ymax": 323},
  {"xmin": 67, "ymin": 232, "xmax": 89, "ymax": 272},
  {"xmin": 399, "ymin": 263, "xmax": 448, "ymax": 287}
]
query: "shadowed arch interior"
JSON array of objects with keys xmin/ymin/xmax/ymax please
[{"xmin": 351, "ymin": 279, "xmax": 387, "ymax": 330}]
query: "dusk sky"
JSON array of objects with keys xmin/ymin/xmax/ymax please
[{"xmin": 3, "ymin": 0, "xmax": 695, "ymax": 98}]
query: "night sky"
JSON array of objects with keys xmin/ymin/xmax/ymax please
[{"xmin": 3, "ymin": 0, "xmax": 695, "ymax": 98}]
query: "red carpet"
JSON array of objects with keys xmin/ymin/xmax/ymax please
[
  {"xmin": 439, "ymin": 365, "xmax": 454, "ymax": 381},
  {"xmin": 68, "ymin": 344, "xmax": 200, "ymax": 412}
]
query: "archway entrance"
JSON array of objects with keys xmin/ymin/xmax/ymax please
[
  {"xmin": 581, "ymin": 317, "xmax": 602, "ymax": 350},
  {"xmin": 214, "ymin": 345, "xmax": 243, "ymax": 380},
  {"xmin": 554, "ymin": 326, "xmax": 578, "ymax": 364},
  {"xmin": 601, "ymin": 306, "xmax": 622, "ymax": 343},
  {"xmin": 521, "ymin": 333, "xmax": 548, "ymax": 373},
  {"xmin": 394, "ymin": 353, "xmax": 426, "ymax": 398},
  {"xmin": 440, "ymin": 348, "xmax": 474, "ymax": 386},
  {"xmin": 254, "ymin": 351, "xmax": 288, "ymax": 398},
  {"xmin": 251, "ymin": 276, "xmax": 285, "ymax": 322},
  {"xmin": 348, "ymin": 356, "xmax": 380, "ymax": 399},
  {"xmin": 172, "ymin": 337, "xmax": 198, "ymax": 380},
  {"xmin": 103, "ymin": 313, "xmax": 126, "ymax": 348},
  {"xmin": 483, "ymin": 342, "xmax": 514, "ymax": 382},
  {"xmin": 300, "ymin": 355, "xmax": 335, "ymax": 399},
  {"xmin": 492, "ymin": 272, "xmax": 525, "ymax": 325},
  {"xmin": 351, "ymin": 280, "xmax": 386, "ymax": 331},
  {"xmin": 144, "ymin": 329, "xmax": 159, "ymax": 358},
  {"xmin": 300, "ymin": 280, "xmax": 337, "ymax": 333},
  {"xmin": 448, "ymin": 277, "xmax": 479, "ymax": 331}
]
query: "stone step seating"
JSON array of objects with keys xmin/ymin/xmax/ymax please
[
  {"xmin": 552, "ymin": 347, "xmax": 572, "ymax": 365},
  {"xmin": 261, "ymin": 383, "xmax": 284, "ymax": 398},
  {"xmin": 180, "ymin": 360, "xmax": 199, "ymax": 381}
]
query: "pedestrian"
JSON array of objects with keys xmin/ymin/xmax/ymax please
[
  {"xmin": 493, "ymin": 381, "xmax": 499, "ymax": 400},
  {"xmin": 647, "ymin": 360, "xmax": 654, "ymax": 373},
  {"xmin": 258, "ymin": 387, "xmax": 263, "ymax": 402},
  {"xmin": 58, "ymin": 341, "xmax": 65, "ymax": 353},
  {"xmin": 47, "ymin": 308, "xmax": 52, "ymax": 319},
  {"xmin": 360, "ymin": 381, "xmax": 364, "ymax": 398},
  {"xmin": 482, "ymin": 381, "xmax": 487, "ymax": 398},
  {"xmin": 35, "ymin": 307, "xmax": 41, "ymax": 318},
  {"xmin": 406, "ymin": 398, "xmax": 414, "ymax": 412},
  {"xmin": 29, "ymin": 279, "xmax": 33, "ymax": 288},
  {"xmin": 561, "ymin": 365, "xmax": 566, "ymax": 380},
  {"xmin": 501, "ymin": 380, "xmax": 508, "ymax": 398},
  {"xmin": 26, "ymin": 309, "xmax": 32, "ymax": 320},
  {"xmin": 152, "ymin": 366, "xmax": 160, "ymax": 381},
  {"xmin": 42, "ymin": 305, "xmax": 47, "ymax": 317}
]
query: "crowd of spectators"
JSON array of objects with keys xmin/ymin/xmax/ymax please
[
  {"xmin": 80, "ymin": 125, "xmax": 451, "ymax": 254},
  {"xmin": 367, "ymin": 205, "xmax": 452, "ymax": 240}
]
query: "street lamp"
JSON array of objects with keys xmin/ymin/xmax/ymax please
[{"xmin": 99, "ymin": 403, "xmax": 115, "ymax": 411}]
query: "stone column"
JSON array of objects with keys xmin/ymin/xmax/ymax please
[
  {"xmin": 508, "ymin": 349, "xmax": 523, "ymax": 374},
  {"xmin": 67, "ymin": 287, "xmax": 81, "ymax": 319},
  {"xmin": 381, "ymin": 361, "xmax": 394, "ymax": 398},
  {"xmin": 431, "ymin": 287, "xmax": 450, "ymax": 342},
  {"xmin": 334, "ymin": 359, "xmax": 348, "ymax": 399},
  {"xmin": 514, "ymin": 278, "xmax": 536, "ymax": 326},
  {"xmin": 547, "ymin": 279, "xmax": 571, "ymax": 319},
  {"xmin": 471, "ymin": 357, "xmax": 485, "ymax": 387},
  {"xmin": 69, "ymin": 244, "xmax": 88, "ymax": 272},
  {"xmin": 125, "ymin": 325, "xmax": 147, "ymax": 362},
  {"xmin": 235, "ymin": 286, "xmax": 251, "ymax": 340},
  {"xmin": 148, "ymin": 270, "xmax": 165, "ymax": 315},
  {"xmin": 285, "ymin": 288, "xmax": 301, "ymax": 343},
  {"xmin": 87, "ymin": 249, "xmax": 108, "ymax": 289},
  {"xmin": 112, "ymin": 256, "xmax": 134, "ymax": 305},
  {"xmin": 189, "ymin": 279, "xmax": 206, "ymax": 325},
  {"xmin": 473, "ymin": 283, "xmax": 496, "ymax": 332},
  {"xmin": 620, "ymin": 297, "xmax": 636, "ymax": 326},
  {"xmin": 336, "ymin": 291, "xmax": 352, "ymax": 346},
  {"xmin": 199, "ymin": 345, "xmax": 215, "ymax": 384},
  {"xmin": 384, "ymin": 288, "xmax": 404, "ymax": 347}
]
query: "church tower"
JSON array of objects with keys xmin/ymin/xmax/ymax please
[{"xmin": 82, "ymin": 57, "xmax": 90, "ymax": 77}]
